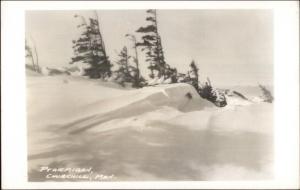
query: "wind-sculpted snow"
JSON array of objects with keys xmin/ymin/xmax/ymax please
[{"xmin": 27, "ymin": 75, "xmax": 273, "ymax": 181}]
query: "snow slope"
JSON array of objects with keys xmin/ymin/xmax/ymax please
[{"xmin": 27, "ymin": 75, "xmax": 273, "ymax": 181}]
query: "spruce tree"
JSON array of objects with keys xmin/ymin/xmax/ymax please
[
  {"xmin": 70, "ymin": 12, "xmax": 112, "ymax": 79},
  {"xmin": 258, "ymin": 84, "xmax": 273, "ymax": 103},
  {"xmin": 25, "ymin": 38, "xmax": 40, "ymax": 73},
  {"xmin": 198, "ymin": 77, "xmax": 227, "ymax": 107},
  {"xmin": 114, "ymin": 45, "xmax": 147, "ymax": 88},
  {"xmin": 136, "ymin": 9, "xmax": 174, "ymax": 80},
  {"xmin": 125, "ymin": 34, "xmax": 145, "ymax": 87},
  {"xmin": 114, "ymin": 46, "xmax": 132, "ymax": 86},
  {"xmin": 115, "ymin": 46, "xmax": 146, "ymax": 88},
  {"xmin": 189, "ymin": 60, "xmax": 199, "ymax": 90},
  {"xmin": 25, "ymin": 39, "xmax": 36, "ymax": 71},
  {"xmin": 180, "ymin": 60, "xmax": 200, "ymax": 90}
]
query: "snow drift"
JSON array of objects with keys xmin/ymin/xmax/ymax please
[
  {"xmin": 27, "ymin": 76, "xmax": 213, "ymax": 132},
  {"xmin": 27, "ymin": 75, "xmax": 273, "ymax": 181}
]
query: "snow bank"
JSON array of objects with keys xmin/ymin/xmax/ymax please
[
  {"xmin": 26, "ymin": 68, "xmax": 42, "ymax": 77},
  {"xmin": 66, "ymin": 83, "xmax": 214, "ymax": 134},
  {"xmin": 27, "ymin": 75, "xmax": 273, "ymax": 181},
  {"xmin": 140, "ymin": 83, "xmax": 213, "ymax": 111},
  {"xmin": 27, "ymin": 76, "xmax": 213, "ymax": 133},
  {"xmin": 225, "ymin": 96, "xmax": 252, "ymax": 106}
]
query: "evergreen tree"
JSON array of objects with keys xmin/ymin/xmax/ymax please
[
  {"xmin": 114, "ymin": 46, "xmax": 145, "ymax": 88},
  {"xmin": 70, "ymin": 12, "xmax": 112, "ymax": 79},
  {"xmin": 136, "ymin": 9, "xmax": 175, "ymax": 80},
  {"xmin": 180, "ymin": 60, "xmax": 200, "ymax": 90},
  {"xmin": 166, "ymin": 66, "xmax": 178, "ymax": 83},
  {"xmin": 259, "ymin": 84, "xmax": 273, "ymax": 103},
  {"xmin": 114, "ymin": 46, "xmax": 132, "ymax": 86},
  {"xmin": 125, "ymin": 34, "xmax": 144, "ymax": 87},
  {"xmin": 25, "ymin": 39, "xmax": 36, "ymax": 71},
  {"xmin": 25, "ymin": 38, "xmax": 40, "ymax": 73},
  {"xmin": 189, "ymin": 60, "xmax": 199, "ymax": 90},
  {"xmin": 198, "ymin": 78, "xmax": 227, "ymax": 107},
  {"xmin": 179, "ymin": 61, "xmax": 227, "ymax": 107}
]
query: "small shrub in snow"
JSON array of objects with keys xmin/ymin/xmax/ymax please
[
  {"xmin": 178, "ymin": 61, "xmax": 227, "ymax": 107},
  {"xmin": 259, "ymin": 84, "xmax": 273, "ymax": 103},
  {"xmin": 198, "ymin": 80, "xmax": 227, "ymax": 107}
]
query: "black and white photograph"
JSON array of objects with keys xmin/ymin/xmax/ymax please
[
  {"xmin": 1, "ymin": 1, "xmax": 299, "ymax": 189},
  {"xmin": 26, "ymin": 9, "xmax": 274, "ymax": 182}
]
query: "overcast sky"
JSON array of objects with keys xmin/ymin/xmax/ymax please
[{"xmin": 26, "ymin": 10, "xmax": 273, "ymax": 86}]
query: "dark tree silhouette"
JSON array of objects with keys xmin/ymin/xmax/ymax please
[
  {"xmin": 136, "ymin": 9, "xmax": 176, "ymax": 80},
  {"xmin": 178, "ymin": 60, "xmax": 200, "ymax": 90},
  {"xmin": 259, "ymin": 84, "xmax": 273, "ymax": 103},
  {"xmin": 198, "ymin": 78, "xmax": 227, "ymax": 107},
  {"xmin": 70, "ymin": 12, "xmax": 112, "ymax": 79},
  {"xmin": 25, "ymin": 38, "xmax": 40, "ymax": 73},
  {"xmin": 125, "ymin": 34, "xmax": 145, "ymax": 88},
  {"xmin": 114, "ymin": 46, "xmax": 132, "ymax": 86},
  {"xmin": 188, "ymin": 60, "xmax": 200, "ymax": 90},
  {"xmin": 114, "ymin": 46, "xmax": 146, "ymax": 88}
]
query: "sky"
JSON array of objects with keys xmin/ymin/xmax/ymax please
[{"xmin": 26, "ymin": 10, "xmax": 273, "ymax": 86}]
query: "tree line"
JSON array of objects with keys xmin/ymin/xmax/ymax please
[
  {"xmin": 25, "ymin": 10, "xmax": 274, "ymax": 107},
  {"xmin": 69, "ymin": 10, "xmax": 196, "ymax": 85},
  {"xmin": 68, "ymin": 9, "xmax": 229, "ymax": 106}
]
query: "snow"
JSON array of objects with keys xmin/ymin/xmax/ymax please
[
  {"xmin": 251, "ymin": 96, "xmax": 265, "ymax": 103},
  {"xmin": 27, "ymin": 74, "xmax": 273, "ymax": 181},
  {"xmin": 148, "ymin": 76, "xmax": 173, "ymax": 85},
  {"xmin": 225, "ymin": 96, "xmax": 252, "ymax": 106}
]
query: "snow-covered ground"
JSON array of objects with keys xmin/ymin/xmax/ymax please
[{"xmin": 27, "ymin": 73, "xmax": 273, "ymax": 181}]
